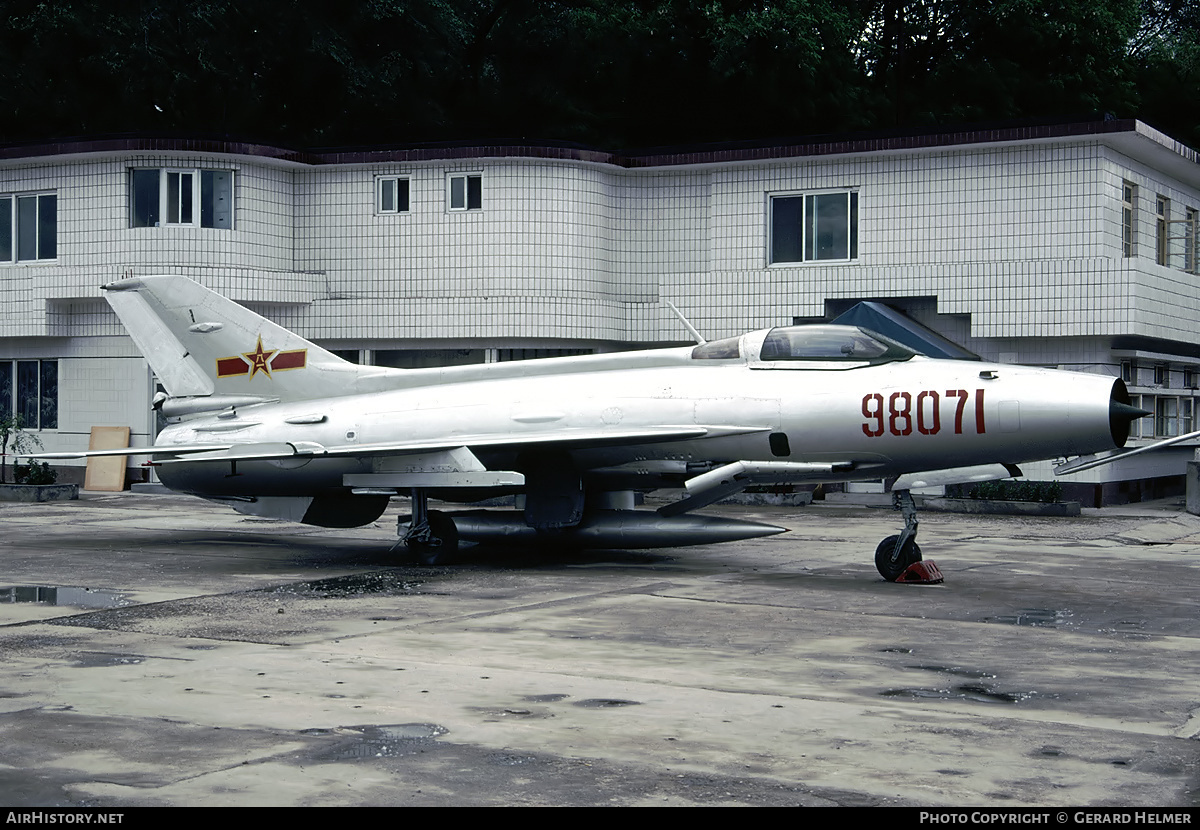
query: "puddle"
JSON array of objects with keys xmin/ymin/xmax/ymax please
[
  {"xmin": 0, "ymin": 585, "xmax": 131, "ymax": 609},
  {"xmin": 308, "ymin": 723, "xmax": 449, "ymax": 761},
  {"xmin": 982, "ymin": 608, "xmax": 1069, "ymax": 627},
  {"xmin": 573, "ymin": 698, "xmax": 641, "ymax": 708},
  {"xmin": 881, "ymin": 684, "xmax": 1031, "ymax": 704}
]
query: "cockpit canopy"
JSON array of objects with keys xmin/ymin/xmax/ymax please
[{"xmin": 691, "ymin": 324, "xmax": 916, "ymax": 369}]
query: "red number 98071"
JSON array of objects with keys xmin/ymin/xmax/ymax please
[{"xmin": 862, "ymin": 389, "xmax": 984, "ymax": 437}]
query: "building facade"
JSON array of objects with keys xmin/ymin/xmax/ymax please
[{"xmin": 2, "ymin": 120, "xmax": 1198, "ymax": 500}]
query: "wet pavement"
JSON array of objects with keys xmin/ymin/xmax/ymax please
[{"xmin": 0, "ymin": 492, "xmax": 1198, "ymax": 806}]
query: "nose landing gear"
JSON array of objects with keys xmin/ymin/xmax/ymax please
[{"xmin": 875, "ymin": 489, "xmax": 943, "ymax": 584}]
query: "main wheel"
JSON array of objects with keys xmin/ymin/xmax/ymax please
[
  {"xmin": 405, "ymin": 510, "xmax": 459, "ymax": 565},
  {"xmin": 874, "ymin": 534, "xmax": 922, "ymax": 582}
]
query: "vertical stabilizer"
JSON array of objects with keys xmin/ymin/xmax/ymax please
[{"xmin": 103, "ymin": 275, "xmax": 399, "ymax": 401}]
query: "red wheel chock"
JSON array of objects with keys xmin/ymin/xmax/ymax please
[{"xmin": 896, "ymin": 560, "xmax": 944, "ymax": 584}]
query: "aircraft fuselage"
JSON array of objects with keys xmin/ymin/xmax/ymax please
[{"xmin": 155, "ymin": 355, "xmax": 1126, "ymax": 499}]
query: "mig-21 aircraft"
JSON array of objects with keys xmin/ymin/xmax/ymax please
[{"xmin": 41, "ymin": 275, "xmax": 1150, "ymax": 581}]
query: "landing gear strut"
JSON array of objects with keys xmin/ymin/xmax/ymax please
[
  {"xmin": 875, "ymin": 489, "xmax": 942, "ymax": 583},
  {"xmin": 400, "ymin": 489, "xmax": 458, "ymax": 565}
]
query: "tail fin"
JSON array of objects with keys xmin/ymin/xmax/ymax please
[{"xmin": 104, "ymin": 275, "xmax": 398, "ymax": 402}]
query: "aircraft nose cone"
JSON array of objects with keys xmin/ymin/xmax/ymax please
[{"xmin": 1109, "ymin": 396, "xmax": 1151, "ymax": 447}]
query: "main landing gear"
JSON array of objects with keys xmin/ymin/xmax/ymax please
[
  {"xmin": 875, "ymin": 489, "xmax": 943, "ymax": 584},
  {"xmin": 400, "ymin": 488, "xmax": 458, "ymax": 565}
]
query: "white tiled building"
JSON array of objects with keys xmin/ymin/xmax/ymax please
[{"xmin": 2, "ymin": 120, "xmax": 1198, "ymax": 502}]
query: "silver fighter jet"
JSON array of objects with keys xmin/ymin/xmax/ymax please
[{"xmin": 43, "ymin": 276, "xmax": 1147, "ymax": 581}]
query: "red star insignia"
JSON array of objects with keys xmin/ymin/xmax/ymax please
[{"xmin": 242, "ymin": 336, "xmax": 278, "ymax": 379}]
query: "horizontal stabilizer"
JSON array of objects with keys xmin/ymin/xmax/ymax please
[{"xmin": 34, "ymin": 444, "xmax": 234, "ymax": 460}]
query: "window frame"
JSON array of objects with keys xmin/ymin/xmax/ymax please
[
  {"xmin": 1153, "ymin": 395, "xmax": 1195, "ymax": 438},
  {"xmin": 1156, "ymin": 194, "xmax": 1170, "ymax": 266},
  {"xmin": 1184, "ymin": 208, "xmax": 1197, "ymax": 275},
  {"xmin": 129, "ymin": 167, "xmax": 235, "ymax": 230},
  {"xmin": 1122, "ymin": 181, "xmax": 1136, "ymax": 258},
  {"xmin": 0, "ymin": 358, "xmax": 58, "ymax": 430},
  {"xmin": 376, "ymin": 175, "xmax": 411, "ymax": 215},
  {"xmin": 0, "ymin": 191, "xmax": 57, "ymax": 264},
  {"xmin": 768, "ymin": 189, "xmax": 859, "ymax": 265},
  {"xmin": 446, "ymin": 172, "xmax": 483, "ymax": 212}
]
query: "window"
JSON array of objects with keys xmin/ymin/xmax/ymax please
[
  {"xmin": 1156, "ymin": 195, "xmax": 1170, "ymax": 265},
  {"xmin": 447, "ymin": 173, "xmax": 482, "ymax": 211},
  {"xmin": 1122, "ymin": 181, "xmax": 1136, "ymax": 257},
  {"xmin": 0, "ymin": 359, "xmax": 57, "ymax": 429},
  {"xmin": 130, "ymin": 168, "xmax": 233, "ymax": 229},
  {"xmin": 1120, "ymin": 360, "xmax": 1135, "ymax": 384},
  {"xmin": 770, "ymin": 191, "xmax": 858, "ymax": 264},
  {"xmin": 1155, "ymin": 364, "xmax": 1169, "ymax": 387},
  {"xmin": 1128, "ymin": 395, "xmax": 1146, "ymax": 438},
  {"xmin": 0, "ymin": 193, "xmax": 56, "ymax": 262},
  {"xmin": 377, "ymin": 176, "xmax": 410, "ymax": 214},
  {"xmin": 1185, "ymin": 368, "xmax": 1197, "ymax": 389},
  {"xmin": 1185, "ymin": 208, "xmax": 1197, "ymax": 274},
  {"xmin": 1154, "ymin": 396, "xmax": 1193, "ymax": 438}
]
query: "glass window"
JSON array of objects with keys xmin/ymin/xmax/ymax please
[
  {"xmin": 0, "ymin": 197, "xmax": 9, "ymax": 261},
  {"xmin": 37, "ymin": 194, "xmax": 56, "ymax": 260},
  {"xmin": 758, "ymin": 326, "xmax": 909, "ymax": 363},
  {"xmin": 1122, "ymin": 181, "xmax": 1136, "ymax": 257},
  {"xmin": 130, "ymin": 168, "xmax": 233, "ymax": 229},
  {"xmin": 1156, "ymin": 396, "xmax": 1180, "ymax": 437},
  {"xmin": 1186, "ymin": 208, "xmax": 1197, "ymax": 275},
  {"xmin": 200, "ymin": 170, "xmax": 233, "ymax": 229},
  {"xmin": 770, "ymin": 191, "xmax": 858, "ymax": 264},
  {"xmin": 377, "ymin": 176, "xmax": 410, "ymax": 214},
  {"xmin": 131, "ymin": 169, "xmax": 161, "ymax": 227},
  {"xmin": 16, "ymin": 361, "xmax": 38, "ymax": 426},
  {"xmin": 448, "ymin": 173, "xmax": 482, "ymax": 211},
  {"xmin": 1156, "ymin": 195, "xmax": 1170, "ymax": 266},
  {"xmin": 16, "ymin": 196, "xmax": 37, "ymax": 261},
  {"xmin": 166, "ymin": 171, "xmax": 193, "ymax": 224},
  {"xmin": 0, "ymin": 359, "xmax": 57, "ymax": 429},
  {"xmin": 0, "ymin": 361, "xmax": 10, "ymax": 417},
  {"xmin": 691, "ymin": 336, "xmax": 742, "ymax": 360},
  {"xmin": 0, "ymin": 193, "xmax": 56, "ymax": 263},
  {"xmin": 39, "ymin": 360, "xmax": 57, "ymax": 430}
]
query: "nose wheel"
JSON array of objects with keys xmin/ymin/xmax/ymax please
[
  {"xmin": 876, "ymin": 489, "xmax": 942, "ymax": 583},
  {"xmin": 875, "ymin": 533, "xmax": 922, "ymax": 581}
]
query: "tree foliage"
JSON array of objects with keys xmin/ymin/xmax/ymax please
[{"xmin": 0, "ymin": 0, "xmax": 1196, "ymax": 148}]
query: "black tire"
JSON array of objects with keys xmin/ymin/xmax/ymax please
[
  {"xmin": 405, "ymin": 510, "xmax": 459, "ymax": 565},
  {"xmin": 874, "ymin": 534, "xmax": 922, "ymax": 582}
]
